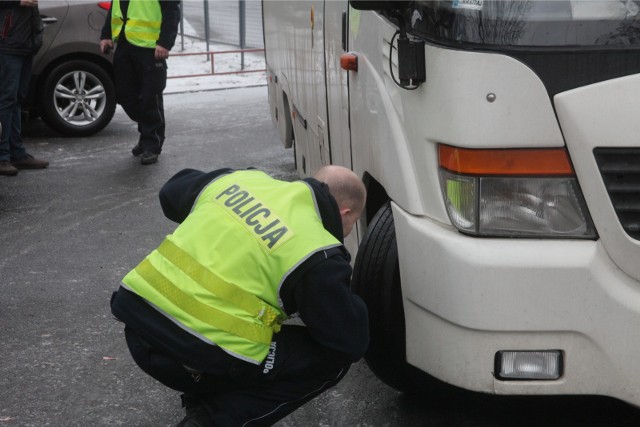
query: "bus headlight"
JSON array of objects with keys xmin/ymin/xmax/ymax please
[{"xmin": 438, "ymin": 145, "xmax": 597, "ymax": 238}]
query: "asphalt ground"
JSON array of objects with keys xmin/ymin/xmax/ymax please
[
  {"xmin": 0, "ymin": 86, "xmax": 298, "ymax": 426},
  {"xmin": 3, "ymin": 86, "xmax": 640, "ymax": 427}
]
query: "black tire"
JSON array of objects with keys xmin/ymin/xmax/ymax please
[
  {"xmin": 352, "ymin": 202, "xmax": 453, "ymax": 394},
  {"xmin": 41, "ymin": 60, "xmax": 116, "ymax": 137}
]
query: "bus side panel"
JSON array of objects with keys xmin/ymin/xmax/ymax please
[
  {"xmin": 264, "ymin": 2, "xmax": 292, "ymax": 149},
  {"xmin": 263, "ymin": 0, "xmax": 329, "ymax": 177},
  {"xmin": 324, "ymin": 1, "xmax": 352, "ymax": 169},
  {"xmin": 348, "ymin": 10, "xmax": 425, "ymax": 214}
]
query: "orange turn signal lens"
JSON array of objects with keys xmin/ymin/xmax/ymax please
[
  {"xmin": 439, "ymin": 145, "xmax": 574, "ymax": 176},
  {"xmin": 340, "ymin": 53, "xmax": 358, "ymax": 72}
]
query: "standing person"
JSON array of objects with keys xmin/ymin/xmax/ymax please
[
  {"xmin": 100, "ymin": 0, "xmax": 180, "ymax": 165},
  {"xmin": 110, "ymin": 165, "xmax": 369, "ymax": 426},
  {"xmin": 0, "ymin": 0, "xmax": 49, "ymax": 176}
]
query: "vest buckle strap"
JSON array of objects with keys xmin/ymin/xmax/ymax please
[{"xmin": 257, "ymin": 304, "xmax": 284, "ymax": 333}]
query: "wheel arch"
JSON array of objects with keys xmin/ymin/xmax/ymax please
[
  {"xmin": 280, "ymin": 89, "xmax": 294, "ymax": 149},
  {"xmin": 362, "ymin": 171, "xmax": 390, "ymax": 229}
]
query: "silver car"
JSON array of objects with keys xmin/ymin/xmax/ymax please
[{"xmin": 27, "ymin": 0, "xmax": 115, "ymax": 137}]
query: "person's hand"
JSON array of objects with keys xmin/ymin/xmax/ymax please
[
  {"xmin": 155, "ymin": 45, "xmax": 170, "ymax": 60},
  {"xmin": 100, "ymin": 39, "xmax": 114, "ymax": 55},
  {"xmin": 20, "ymin": 0, "xmax": 38, "ymax": 7}
]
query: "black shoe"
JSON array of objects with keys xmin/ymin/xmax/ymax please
[
  {"xmin": 141, "ymin": 151, "xmax": 159, "ymax": 165},
  {"xmin": 175, "ymin": 404, "xmax": 215, "ymax": 427},
  {"xmin": 131, "ymin": 143, "xmax": 143, "ymax": 156},
  {"xmin": 181, "ymin": 393, "xmax": 201, "ymax": 417},
  {"xmin": 0, "ymin": 160, "xmax": 18, "ymax": 176},
  {"xmin": 11, "ymin": 154, "xmax": 49, "ymax": 169}
]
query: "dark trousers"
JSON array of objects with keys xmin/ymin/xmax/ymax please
[
  {"xmin": 0, "ymin": 52, "xmax": 30, "ymax": 162},
  {"xmin": 113, "ymin": 38, "xmax": 167, "ymax": 154},
  {"xmin": 125, "ymin": 325, "xmax": 350, "ymax": 426}
]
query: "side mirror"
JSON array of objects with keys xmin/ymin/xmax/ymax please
[
  {"xmin": 349, "ymin": 0, "xmax": 424, "ymax": 88},
  {"xmin": 349, "ymin": 1, "xmax": 413, "ymax": 11}
]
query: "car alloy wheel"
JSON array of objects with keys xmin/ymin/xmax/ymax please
[{"xmin": 41, "ymin": 60, "xmax": 116, "ymax": 137}]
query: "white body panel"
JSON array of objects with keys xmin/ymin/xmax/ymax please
[
  {"xmin": 264, "ymin": 1, "xmax": 640, "ymax": 406},
  {"xmin": 395, "ymin": 203, "xmax": 640, "ymax": 403},
  {"xmin": 555, "ymin": 74, "xmax": 640, "ymax": 283}
]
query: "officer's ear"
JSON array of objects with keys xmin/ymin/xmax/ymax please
[
  {"xmin": 339, "ymin": 207, "xmax": 358, "ymax": 237},
  {"xmin": 339, "ymin": 207, "xmax": 352, "ymax": 218}
]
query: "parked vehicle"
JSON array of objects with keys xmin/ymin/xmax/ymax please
[
  {"xmin": 27, "ymin": 0, "xmax": 115, "ymax": 137},
  {"xmin": 263, "ymin": 0, "xmax": 640, "ymax": 408}
]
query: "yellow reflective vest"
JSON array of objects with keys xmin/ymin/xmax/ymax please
[
  {"xmin": 111, "ymin": 0, "xmax": 162, "ymax": 48},
  {"xmin": 122, "ymin": 170, "xmax": 342, "ymax": 364}
]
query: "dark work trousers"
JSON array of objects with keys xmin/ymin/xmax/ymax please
[
  {"xmin": 113, "ymin": 38, "xmax": 167, "ymax": 154},
  {"xmin": 0, "ymin": 52, "xmax": 31, "ymax": 162},
  {"xmin": 125, "ymin": 325, "xmax": 351, "ymax": 426}
]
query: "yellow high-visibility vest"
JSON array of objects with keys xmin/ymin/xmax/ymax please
[
  {"xmin": 122, "ymin": 170, "xmax": 342, "ymax": 364},
  {"xmin": 111, "ymin": 0, "xmax": 162, "ymax": 48}
]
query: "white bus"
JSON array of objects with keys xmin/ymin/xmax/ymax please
[{"xmin": 263, "ymin": 0, "xmax": 640, "ymax": 406}]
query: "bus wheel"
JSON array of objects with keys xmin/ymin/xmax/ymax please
[{"xmin": 352, "ymin": 202, "xmax": 451, "ymax": 394}]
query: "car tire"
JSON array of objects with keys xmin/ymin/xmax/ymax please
[
  {"xmin": 352, "ymin": 201, "xmax": 454, "ymax": 395},
  {"xmin": 41, "ymin": 60, "xmax": 116, "ymax": 137}
]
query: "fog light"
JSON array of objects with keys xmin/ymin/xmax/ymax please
[{"xmin": 496, "ymin": 350, "xmax": 562, "ymax": 380}]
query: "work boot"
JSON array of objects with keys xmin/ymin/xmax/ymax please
[
  {"xmin": 141, "ymin": 151, "xmax": 159, "ymax": 165},
  {"xmin": 175, "ymin": 404, "xmax": 216, "ymax": 427},
  {"xmin": 11, "ymin": 154, "xmax": 49, "ymax": 169},
  {"xmin": 0, "ymin": 160, "xmax": 18, "ymax": 176},
  {"xmin": 181, "ymin": 393, "xmax": 201, "ymax": 416},
  {"xmin": 131, "ymin": 143, "xmax": 143, "ymax": 156}
]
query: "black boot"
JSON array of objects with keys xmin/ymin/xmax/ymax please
[{"xmin": 175, "ymin": 403, "xmax": 216, "ymax": 427}]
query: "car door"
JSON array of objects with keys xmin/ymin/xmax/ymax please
[{"xmin": 32, "ymin": 0, "xmax": 68, "ymax": 76}]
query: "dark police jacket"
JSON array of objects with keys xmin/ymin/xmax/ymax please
[
  {"xmin": 111, "ymin": 168, "xmax": 370, "ymax": 371},
  {"xmin": 0, "ymin": 1, "xmax": 43, "ymax": 55},
  {"xmin": 100, "ymin": 0, "xmax": 181, "ymax": 51}
]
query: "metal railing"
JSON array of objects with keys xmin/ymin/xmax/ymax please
[
  {"xmin": 167, "ymin": 48, "xmax": 266, "ymax": 79},
  {"xmin": 173, "ymin": 0, "xmax": 264, "ymax": 79},
  {"xmin": 178, "ymin": 0, "xmax": 263, "ymax": 51}
]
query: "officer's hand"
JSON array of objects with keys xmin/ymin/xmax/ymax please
[
  {"xmin": 20, "ymin": 0, "xmax": 37, "ymax": 7},
  {"xmin": 155, "ymin": 45, "xmax": 170, "ymax": 60},
  {"xmin": 100, "ymin": 39, "xmax": 114, "ymax": 55}
]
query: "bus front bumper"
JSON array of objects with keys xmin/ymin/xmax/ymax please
[{"xmin": 392, "ymin": 203, "xmax": 640, "ymax": 406}]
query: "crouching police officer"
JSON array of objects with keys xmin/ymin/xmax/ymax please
[{"xmin": 110, "ymin": 165, "xmax": 369, "ymax": 426}]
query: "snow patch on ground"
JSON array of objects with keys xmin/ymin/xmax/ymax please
[{"xmin": 165, "ymin": 34, "xmax": 266, "ymax": 94}]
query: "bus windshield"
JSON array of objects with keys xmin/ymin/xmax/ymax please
[{"xmin": 411, "ymin": 0, "xmax": 640, "ymax": 48}]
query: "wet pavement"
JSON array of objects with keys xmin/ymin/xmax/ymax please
[
  {"xmin": 0, "ymin": 87, "xmax": 296, "ymax": 426},
  {"xmin": 2, "ymin": 86, "xmax": 640, "ymax": 427}
]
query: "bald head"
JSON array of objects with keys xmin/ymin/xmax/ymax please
[{"xmin": 314, "ymin": 165, "xmax": 366, "ymax": 237}]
